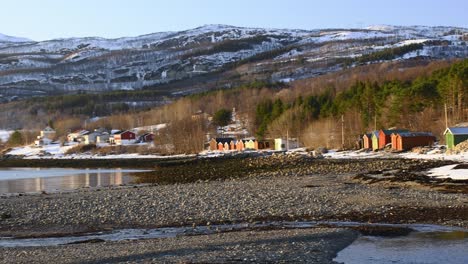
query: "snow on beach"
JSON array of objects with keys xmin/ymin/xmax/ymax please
[
  {"xmin": 399, "ymin": 151, "xmax": 468, "ymax": 162},
  {"xmin": 7, "ymin": 143, "xmax": 75, "ymax": 158},
  {"xmin": 5, "ymin": 138, "xmax": 468, "ymax": 165},
  {"xmin": 427, "ymin": 164, "xmax": 468, "ymax": 180},
  {"xmin": 6, "ymin": 143, "xmax": 193, "ymax": 160},
  {"xmin": 323, "ymin": 150, "xmax": 388, "ymax": 159},
  {"xmin": 323, "ymin": 147, "xmax": 468, "ymax": 180}
]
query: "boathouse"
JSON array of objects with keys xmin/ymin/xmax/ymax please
[
  {"xmin": 444, "ymin": 127, "xmax": 468, "ymax": 149},
  {"xmin": 392, "ymin": 132, "xmax": 436, "ymax": 151},
  {"xmin": 378, "ymin": 129, "xmax": 409, "ymax": 149}
]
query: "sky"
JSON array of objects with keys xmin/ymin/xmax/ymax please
[{"xmin": 1, "ymin": 0, "xmax": 467, "ymax": 41}]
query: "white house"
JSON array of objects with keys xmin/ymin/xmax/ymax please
[
  {"xmin": 83, "ymin": 131, "xmax": 100, "ymax": 145},
  {"xmin": 274, "ymin": 138, "xmax": 299, "ymax": 151},
  {"xmin": 40, "ymin": 126, "xmax": 56, "ymax": 140},
  {"xmin": 67, "ymin": 130, "xmax": 89, "ymax": 143},
  {"xmin": 35, "ymin": 126, "xmax": 56, "ymax": 146},
  {"xmin": 96, "ymin": 132, "xmax": 110, "ymax": 144},
  {"xmin": 35, "ymin": 137, "xmax": 53, "ymax": 146}
]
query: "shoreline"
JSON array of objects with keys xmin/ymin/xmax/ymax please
[{"xmin": 1, "ymin": 156, "xmax": 467, "ymax": 236}]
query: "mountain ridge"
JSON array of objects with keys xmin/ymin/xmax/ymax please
[
  {"xmin": 0, "ymin": 24, "xmax": 467, "ymax": 101},
  {"xmin": 0, "ymin": 33, "xmax": 32, "ymax": 43},
  {"xmin": 2, "ymin": 24, "xmax": 467, "ymax": 42}
]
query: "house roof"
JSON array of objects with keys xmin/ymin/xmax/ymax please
[
  {"xmin": 380, "ymin": 129, "xmax": 409, "ymax": 135},
  {"xmin": 68, "ymin": 130, "xmax": 89, "ymax": 137},
  {"xmin": 444, "ymin": 127, "xmax": 468, "ymax": 135},
  {"xmin": 398, "ymin": 132, "xmax": 435, "ymax": 137},
  {"xmin": 370, "ymin": 131, "xmax": 380, "ymax": 138},
  {"xmin": 365, "ymin": 131, "xmax": 379, "ymax": 138},
  {"xmin": 115, "ymin": 130, "xmax": 135, "ymax": 135},
  {"xmin": 215, "ymin": 138, "xmax": 234, "ymax": 144}
]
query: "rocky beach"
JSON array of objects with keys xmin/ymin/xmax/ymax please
[{"xmin": 0, "ymin": 155, "xmax": 467, "ymax": 263}]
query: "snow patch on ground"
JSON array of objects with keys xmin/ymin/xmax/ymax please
[
  {"xmin": 323, "ymin": 148, "xmax": 468, "ymax": 162},
  {"xmin": 399, "ymin": 151, "xmax": 468, "ymax": 162},
  {"xmin": 365, "ymin": 25, "xmax": 395, "ymax": 32},
  {"xmin": 427, "ymin": 164, "xmax": 468, "ymax": 180},
  {"xmin": 0, "ymin": 130, "xmax": 13, "ymax": 143},
  {"xmin": 6, "ymin": 142, "xmax": 193, "ymax": 160},
  {"xmin": 395, "ymin": 39, "xmax": 431, "ymax": 46},
  {"xmin": 279, "ymin": 78, "xmax": 294, "ymax": 83},
  {"xmin": 7, "ymin": 143, "xmax": 75, "ymax": 157},
  {"xmin": 134, "ymin": 123, "xmax": 167, "ymax": 132},
  {"xmin": 275, "ymin": 49, "xmax": 303, "ymax": 59},
  {"xmin": 323, "ymin": 150, "xmax": 387, "ymax": 159},
  {"xmin": 315, "ymin": 31, "xmax": 394, "ymax": 43},
  {"xmin": 400, "ymin": 46, "xmax": 431, "ymax": 59},
  {"xmin": 61, "ymin": 153, "xmax": 194, "ymax": 160}
]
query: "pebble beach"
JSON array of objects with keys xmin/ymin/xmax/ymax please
[{"xmin": 0, "ymin": 155, "xmax": 467, "ymax": 263}]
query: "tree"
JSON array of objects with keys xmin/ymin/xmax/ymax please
[
  {"xmin": 212, "ymin": 108, "xmax": 232, "ymax": 127},
  {"xmin": 163, "ymin": 117, "xmax": 206, "ymax": 154},
  {"xmin": 48, "ymin": 119, "xmax": 55, "ymax": 129},
  {"xmin": 271, "ymin": 98, "xmax": 284, "ymax": 120},
  {"xmin": 7, "ymin": 131, "xmax": 24, "ymax": 147}
]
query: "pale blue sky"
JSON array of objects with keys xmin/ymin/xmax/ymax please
[{"xmin": 1, "ymin": 0, "xmax": 467, "ymax": 41}]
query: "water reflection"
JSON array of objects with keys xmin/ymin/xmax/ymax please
[
  {"xmin": 334, "ymin": 230, "xmax": 468, "ymax": 264},
  {"xmin": 0, "ymin": 168, "xmax": 149, "ymax": 194}
]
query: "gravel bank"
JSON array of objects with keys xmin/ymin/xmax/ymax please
[
  {"xmin": 0, "ymin": 157, "xmax": 467, "ymax": 237},
  {"xmin": 0, "ymin": 228, "xmax": 358, "ymax": 264}
]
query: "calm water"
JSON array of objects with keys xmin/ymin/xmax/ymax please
[
  {"xmin": 0, "ymin": 168, "xmax": 150, "ymax": 194},
  {"xmin": 335, "ymin": 229, "xmax": 468, "ymax": 264}
]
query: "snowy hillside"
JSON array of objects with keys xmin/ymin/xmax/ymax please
[
  {"xmin": 0, "ymin": 24, "xmax": 467, "ymax": 100},
  {"xmin": 0, "ymin": 33, "xmax": 32, "ymax": 43}
]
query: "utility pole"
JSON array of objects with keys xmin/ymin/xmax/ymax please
[
  {"xmin": 374, "ymin": 114, "xmax": 377, "ymax": 131},
  {"xmin": 445, "ymin": 103, "xmax": 448, "ymax": 129},
  {"xmin": 297, "ymin": 125, "xmax": 300, "ymax": 149},
  {"xmin": 341, "ymin": 115, "xmax": 345, "ymax": 150},
  {"xmin": 286, "ymin": 129, "xmax": 289, "ymax": 151}
]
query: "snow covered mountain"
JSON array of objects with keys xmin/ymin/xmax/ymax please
[
  {"xmin": 0, "ymin": 33, "xmax": 32, "ymax": 43},
  {"xmin": 0, "ymin": 24, "xmax": 466, "ymax": 100}
]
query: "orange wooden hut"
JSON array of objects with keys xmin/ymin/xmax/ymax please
[
  {"xmin": 209, "ymin": 138, "xmax": 235, "ymax": 151},
  {"xmin": 362, "ymin": 132, "xmax": 376, "ymax": 149}
]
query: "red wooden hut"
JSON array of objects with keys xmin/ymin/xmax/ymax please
[{"xmin": 378, "ymin": 129, "xmax": 409, "ymax": 149}]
